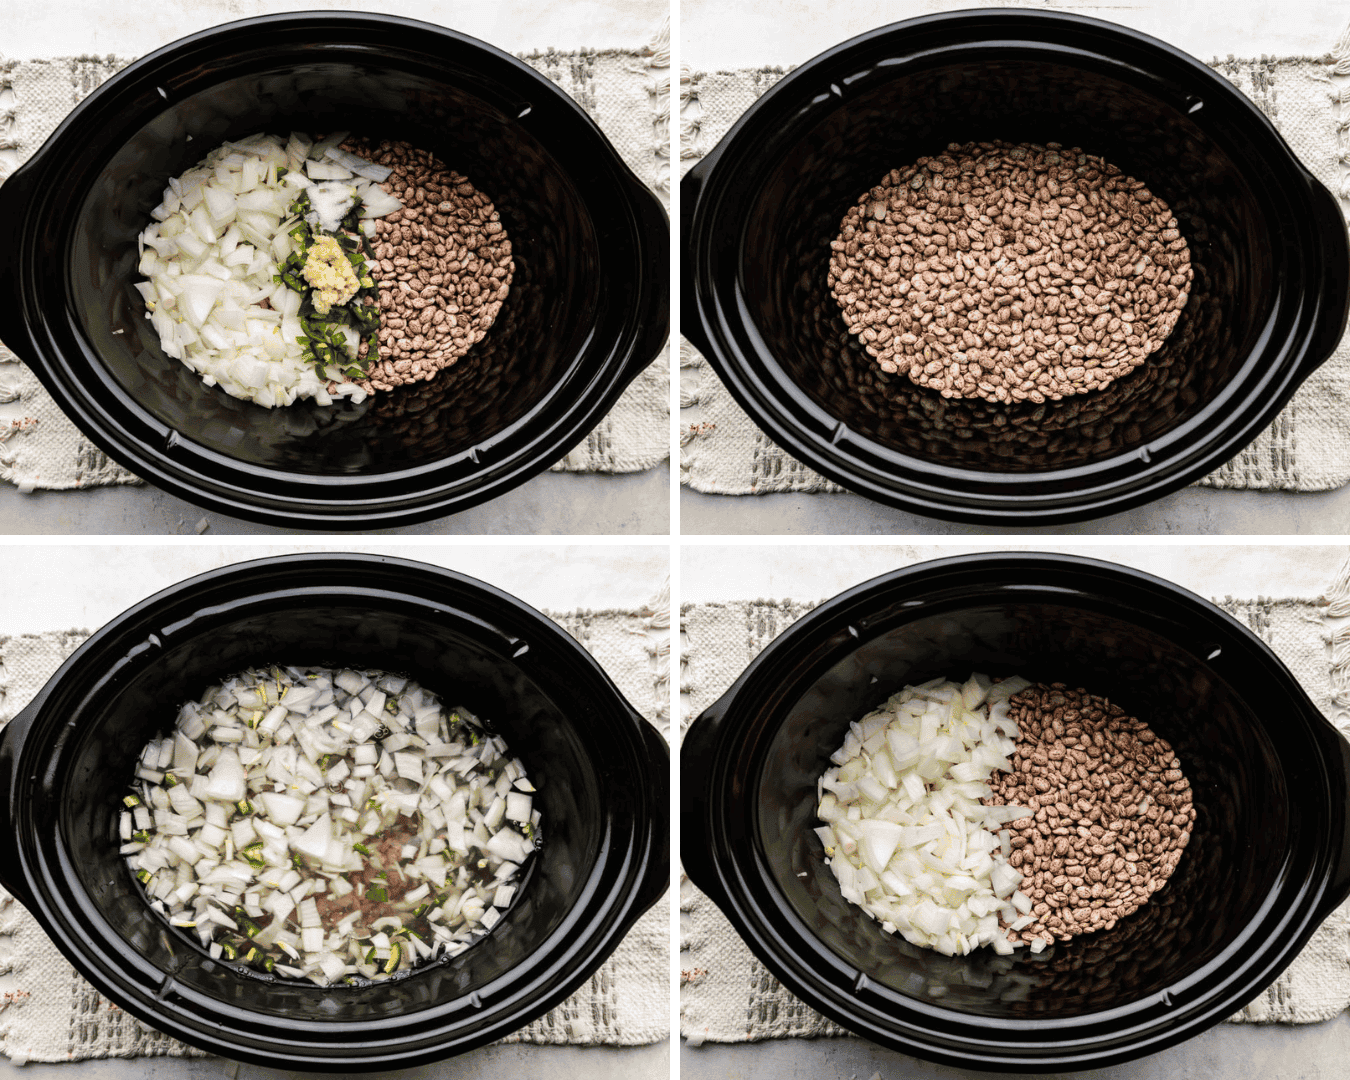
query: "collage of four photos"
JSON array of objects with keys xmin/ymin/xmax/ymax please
[{"xmin": 3, "ymin": 1, "xmax": 1350, "ymax": 1079}]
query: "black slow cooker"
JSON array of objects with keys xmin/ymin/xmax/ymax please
[
  {"xmin": 0, "ymin": 553, "xmax": 669, "ymax": 1069},
  {"xmin": 682, "ymin": 553, "xmax": 1350, "ymax": 1070},
  {"xmin": 0, "ymin": 12, "xmax": 669, "ymax": 529},
  {"xmin": 682, "ymin": 10, "xmax": 1350, "ymax": 525}
]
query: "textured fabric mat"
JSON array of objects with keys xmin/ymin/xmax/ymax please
[
  {"xmin": 0, "ymin": 24, "xmax": 670, "ymax": 492},
  {"xmin": 679, "ymin": 557, "xmax": 1350, "ymax": 1042},
  {"xmin": 0, "ymin": 598, "xmax": 670, "ymax": 1063},
  {"xmin": 679, "ymin": 45, "xmax": 1350, "ymax": 495}
]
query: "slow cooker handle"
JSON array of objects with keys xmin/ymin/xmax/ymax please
[
  {"xmin": 679, "ymin": 699, "xmax": 729, "ymax": 906},
  {"xmin": 1304, "ymin": 176, "xmax": 1350, "ymax": 380},
  {"xmin": 633, "ymin": 719, "xmax": 672, "ymax": 913},
  {"xmin": 1317, "ymin": 724, "xmax": 1350, "ymax": 922},
  {"xmin": 678, "ymin": 161, "xmax": 717, "ymax": 361},
  {"xmin": 623, "ymin": 184, "xmax": 672, "ymax": 387},
  {"xmin": 0, "ymin": 162, "xmax": 36, "ymax": 360},
  {"xmin": 0, "ymin": 697, "xmax": 38, "ymax": 909}
]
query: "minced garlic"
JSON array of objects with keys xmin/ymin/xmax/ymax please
[{"xmin": 301, "ymin": 235, "xmax": 361, "ymax": 315}]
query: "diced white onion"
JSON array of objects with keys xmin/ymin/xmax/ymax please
[
  {"xmin": 134, "ymin": 132, "xmax": 400, "ymax": 409},
  {"xmin": 817, "ymin": 675, "xmax": 1042, "ymax": 957}
]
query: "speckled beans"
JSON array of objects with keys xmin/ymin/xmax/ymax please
[
  {"xmin": 983, "ymin": 683, "xmax": 1194, "ymax": 946},
  {"xmin": 828, "ymin": 141, "xmax": 1193, "ymax": 404},
  {"xmin": 342, "ymin": 139, "xmax": 515, "ymax": 392}
]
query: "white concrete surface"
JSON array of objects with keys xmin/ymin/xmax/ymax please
[
  {"xmin": 680, "ymin": 541, "xmax": 1348, "ymax": 603},
  {"xmin": 679, "ymin": 1017, "xmax": 1350, "ymax": 1080},
  {"xmin": 681, "ymin": 483, "xmax": 1350, "ymax": 535},
  {"xmin": 0, "ymin": 542, "xmax": 669, "ymax": 629},
  {"xmin": 0, "ymin": 468, "xmax": 670, "ymax": 535},
  {"xmin": 0, "ymin": 1042, "xmax": 668, "ymax": 1080},
  {"xmin": 2, "ymin": 0, "xmax": 668, "ymax": 59},
  {"xmin": 684, "ymin": 0, "xmax": 1347, "ymax": 72}
]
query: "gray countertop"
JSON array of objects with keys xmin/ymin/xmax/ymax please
[
  {"xmin": 680, "ymin": 1018, "xmax": 1350, "ymax": 1080},
  {"xmin": 0, "ymin": 1042, "xmax": 668, "ymax": 1080},
  {"xmin": 3, "ymin": 468, "xmax": 1339, "ymax": 536},
  {"xmin": 682, "ymin": 483, "xmax": 1350, "ymax": 535},
  {"xmin": 0, "ymin": 468, "xmax": 669, "ymax": 535}
]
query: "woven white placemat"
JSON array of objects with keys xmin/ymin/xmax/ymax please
[
  {"xmin": 679, "ymin": 555, "xmax": 1350, "ymax": 1042},
  {"xmin": 0, "ymin": 21, "xmax": 671, "ymax": 492},
  {"xmin": 678, "ymin": 40, "xmax": 1350, "ymax": 495},
  {"xmin": 0, "ymin": 596, "xmax": 670, "ymax": 1063}
]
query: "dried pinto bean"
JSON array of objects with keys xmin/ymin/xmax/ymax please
[
  {"xmin": 341, "ymin": 139, "xmax": 515, "ymax": 392},
  {"xmin": 828, "ymin": 141, "xmax": 1193, "ymax": 404},
  {"xmin": 983, "ymin": 682, "xmax": 1194, "ymax": 946}
]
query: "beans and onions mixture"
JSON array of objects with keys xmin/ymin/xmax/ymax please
[
  {"xmin": 120, "ymin": 666, "xmax": 540, "ymax": 985},
  {"xmin": 828, "ymin": 141, "xmax": 1193, "ymax": 404},
  {"xmin": 817, "ymin": 674, "xmax": 1192, "ymax": 956},
  {"xmin": 135, "ymin": 132, "xmax": 512, "ymax": 408}
]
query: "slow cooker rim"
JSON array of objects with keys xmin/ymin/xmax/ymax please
[
  {"xmin": 682, "ymin": 552, "xmax": 1346, "ymax": 1070},
  {"xmin": 1, "ymin": 553, "xmax": 669, "ymax": 1068},
  {"xmin": 0, "ymin": 11, "xmax": 669, "ymax": 530},
  {"xmin": 682, "ymin": 9, "xmax": 1345, "ymax": 526}
]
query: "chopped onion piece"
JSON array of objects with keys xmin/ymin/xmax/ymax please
[
  {"xmin": 134, "ymin": 132, "xmax": 389, "ymax": 407},
  {"xmin": 324, "ymin": 146, "xmax": 394, "ymax": 181}
]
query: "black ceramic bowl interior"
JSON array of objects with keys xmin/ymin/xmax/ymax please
[
  {"xmin": 0, "ymin": 12, "xmax": 668, "ymax": 529},
  {"xmin": 0, "ymin": 554, "xmax": 668, "ymax": 1071},
  {"xmin": 682, "ymin": 10, "xmax": 1350, "ymax": 525},
  {"xmin": 682, "ymin": 553, "xmax": 1350, "ymax": 1071}
]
